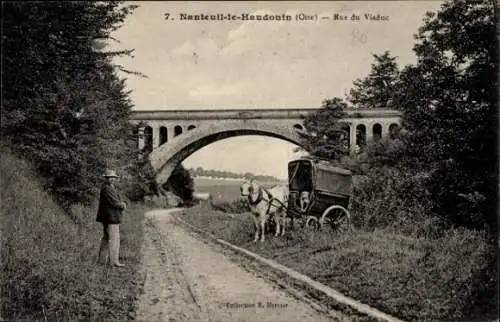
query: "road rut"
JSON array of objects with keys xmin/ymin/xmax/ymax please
[{"xmin": 134, "ymin": 209, "xmax": 348, "ymax": 322}]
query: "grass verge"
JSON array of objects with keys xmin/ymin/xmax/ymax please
[
  {"xmin": 211, "ymin": 199, "xmax": 249, "ymax": 214},
  {"xmin": 179, "ymin": 207, "xmax": 497, "ymax": 321},
  {"xmin": 1, "ymin": 149, "xmax": 147, "ymax": 321}
]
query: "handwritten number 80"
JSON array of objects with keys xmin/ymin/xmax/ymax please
[{"xmin": 352, "ymin": 28, "xmax": 367, "ymax": 46}]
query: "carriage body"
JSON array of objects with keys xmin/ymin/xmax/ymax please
[{"xmin": 287, "ymin": 157, "xmax": 353, "ymax": 229}]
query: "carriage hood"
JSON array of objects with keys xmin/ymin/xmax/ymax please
[{"xmin": 288, "ymin": 158, "xmax": 353, "ymax": 196}]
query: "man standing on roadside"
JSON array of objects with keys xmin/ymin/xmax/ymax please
[{"xmin": 96, "ymin": 169, "xmax": 127, "ymax": 267}]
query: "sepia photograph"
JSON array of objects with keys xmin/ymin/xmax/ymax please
[{"xmin": 1, "ymin": 1, "xmax": 498, "ymax": 321}]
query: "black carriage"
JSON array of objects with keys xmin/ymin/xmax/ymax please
[{"xmin": 287, "ymin": 157, "xmax": 353, "ymax": 231}]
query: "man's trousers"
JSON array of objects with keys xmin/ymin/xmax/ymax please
[{"xmin": 98, "ymin": 223, "xmax": 120, "ymax": 265}]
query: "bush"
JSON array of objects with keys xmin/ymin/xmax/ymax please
[
  {"xmin": 119, "ymin": 154, "xmax": 158, "ymax": 202},
  {"xmin": 0, "ymin": 147, "xmax": 145, "ymax": 321},
  {"xmin": 163, "ymin": 164, "xmax": 195, "ymax": 205},
  {"xmin": 342, "ymin": 137, "xmax": 449, "ymax": 238},
  {"xmin": 350, "ymin": 168, "xmax": 446, "ymax": 237}
]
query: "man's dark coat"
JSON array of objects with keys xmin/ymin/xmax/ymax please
[{"xmin": 96, "ymin": 182, "xmax": 124, "ymax": 224}]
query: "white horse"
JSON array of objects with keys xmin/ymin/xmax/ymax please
[{"xmin": 240, "ymin": 179, "xmax": 289, "ymax": 242}]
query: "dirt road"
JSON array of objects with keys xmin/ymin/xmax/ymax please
[{"xmin": 134, "ymin": 209, "xmax": 350, "ymax": 322}]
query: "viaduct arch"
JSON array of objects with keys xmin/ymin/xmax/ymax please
[
  {"xmin": 149, "ymin": 121, "xmax": 305, "ymax": 184},
  {"xmin": 129, "ymin": 108, "xmax": 402, "ymax": 183}
]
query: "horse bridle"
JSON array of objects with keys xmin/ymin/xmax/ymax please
[{"xmin": 248, "ymin": 185, "xmax": 272, "ymax": 206}]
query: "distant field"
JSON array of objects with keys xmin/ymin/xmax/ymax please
[{"xmin": 193, "ymin": 177, "xmax": 284, "ymax": 203}]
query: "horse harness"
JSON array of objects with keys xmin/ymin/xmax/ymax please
[
  {"xmin": 248, "ymin": 185, "xmax": 271, "ymax": 206},
  {"xmin": 248, "ymin": 186, "xmax": 285, "ymax": 217}
]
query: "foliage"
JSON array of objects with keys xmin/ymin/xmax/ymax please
[
  {"xmin": 347, "ymin": 51, "xmax": 400, "ymax": 109},
  {"xmin": 164, "ymin": 164, "xmax": 195, "ymax": 205},
  {"xmin": 120, "ymin": 150, "xmax": 158, "ymax": 202},
  {"xmin": 346, "ymin": 137, "xmax": 446, "ymax": 237},
  {"xmin": 298, "ymin": 98, "xmax": 350, "ymax": 162},
  {"xmin": 1, "ymin": 2, "xmax": 142, "ymax": 210},
  {"xmin": 302, "ymin": 0, "xmax": 497, "ymax": 233},
  {"xmin": 390, "ymin": 0, "xmax": 497, "ymax": 231}
]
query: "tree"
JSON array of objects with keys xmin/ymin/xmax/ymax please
[
  {"xmin": 392, "ymin": 0, "xmax": 497, "ymax": 230},
  {"xmin": 347, "ymin": 51, "xmax": 400, "ymax": 109},
  {"xmin": 120, "ymin": 142, "xmax": 158, "ymax": 202},
  {"xmin": 300, "ymin": 1, "xmax": 496, "ymax": 232},
  {"xmin": 2, "ymin": 2, "xmax": 141, "ymax": 209},
  {"xmin": 296, "ymin": 2, "xmax": 497, "ymax": 318},
  {"xmin": 299, "ymin": 98, "xmax": 350, "ymax": 162},
  {"xmin": 164, "ymin": 164, "xmax": 195, "ymax": 204}
]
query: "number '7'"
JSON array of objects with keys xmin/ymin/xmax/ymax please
[{"xmin": 164, "ymin": 13, "xmax": 170, "ymax": 20}]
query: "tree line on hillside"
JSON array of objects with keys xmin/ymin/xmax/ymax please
[{"xmin": 188, "ymin": 167, "xmax": 282, "ymax": 182}]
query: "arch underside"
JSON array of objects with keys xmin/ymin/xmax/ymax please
[{"xmin": 151, "ymin": 127, "xmax": 305, "ymax": 184}]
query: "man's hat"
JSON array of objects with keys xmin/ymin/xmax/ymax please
[{"xmin": 103, "ymin": 169, "xmax": 119, "ymax": 178}]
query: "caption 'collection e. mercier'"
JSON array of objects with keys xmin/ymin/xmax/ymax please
[{"xmin": 220, "ymin": 302, "xmax": 289, "ymax": 309}]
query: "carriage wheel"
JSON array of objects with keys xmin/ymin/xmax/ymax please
[
  {"xmin": 319, "ymin": 205, "xmax": 351, "ymax": 233},
  {"xmin": 305, "ymin": 216, "xmax": 320, "ymax": 230}
]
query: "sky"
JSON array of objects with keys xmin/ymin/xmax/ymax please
[{"xmin": 110, "ymin": 1, "xmax": 445, "ymax": 179}]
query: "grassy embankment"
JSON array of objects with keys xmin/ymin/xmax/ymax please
[
  {"xmin": 1, "ymin": 148, "xmax": 147, "ymax": 321},
  {"xmin": 183, "ymin": 179, "xmax": 497, "ymax": 321}
]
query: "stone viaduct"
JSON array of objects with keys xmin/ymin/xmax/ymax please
[{"xmin": 129, "ymin": 108, "xmax": 402, "ymax": 183}]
